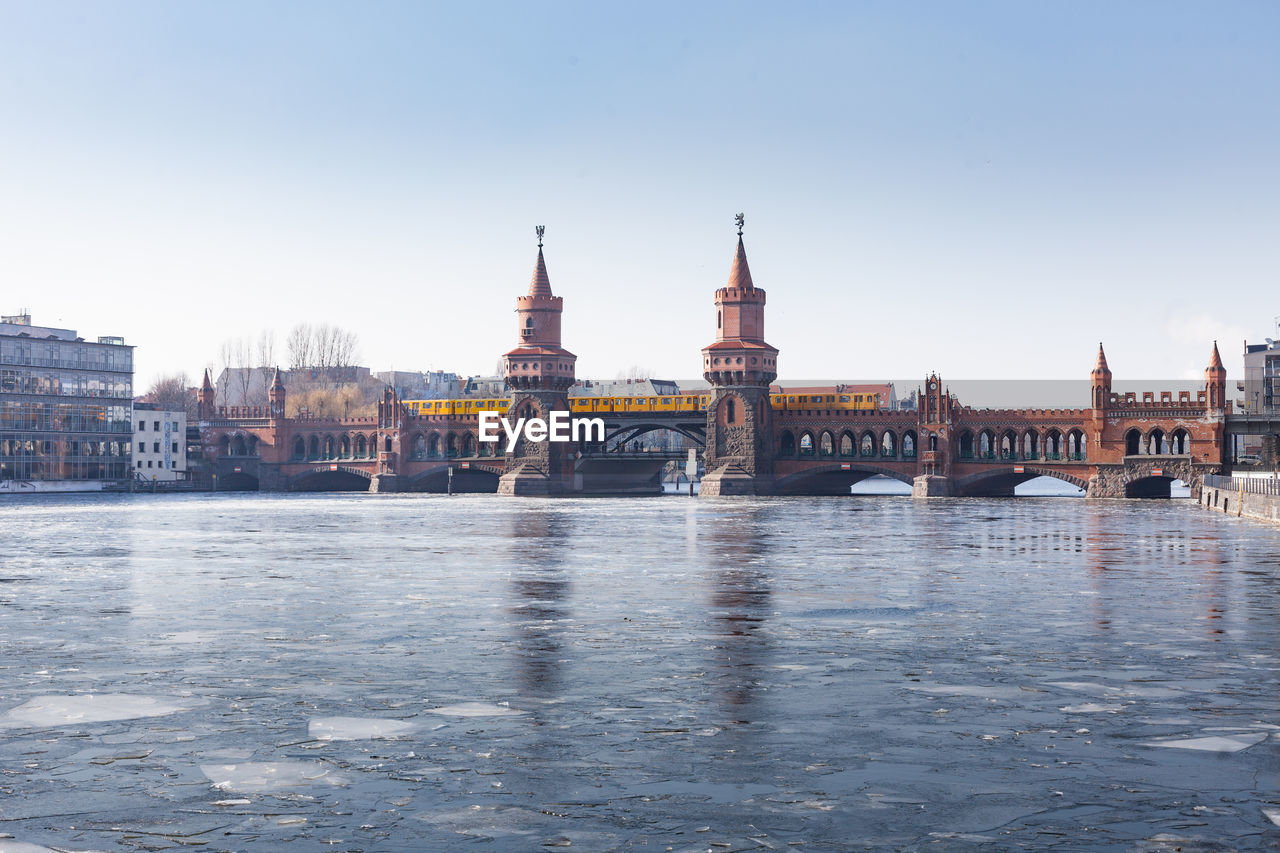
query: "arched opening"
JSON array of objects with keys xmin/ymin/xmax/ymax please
[
  {"xmin": 859, "ymin": 431, "xmax": 875, "ymax": 457},
  {"xmin": 249, "ymin": 435, "xmax": 259, "ymax": 456},
  {"xmin": 412, "ymin": 433, "xmax": 426, "ymax": 460},
  {"xmin": 308, "ymin": 435, "xmax": 319, "ymax": 460},
  {"xmin": 958, "ymin": 430, "xmax": 974, "ymax": 459},
  {"xmin": 840, "ymin": 431, "xmax": 855, "ymax": 457},
  {"xmin": 292, "ymin": 469, "xmax": 371, "ymax": 492},
  {"xmin": 881, "ymin": 430, "xmax": 896, "ymax": 458},
  {"xmin": 293, "ymin": 436, "xmax": 305, "ymax": 460},
  {"xmin": 1067, "ymin": 429, "xmax": 1086, "ymax": 460},
  {"xmin": 355, "ymin": 434, "xmax": 367, "ymax": 458},
  {"xmin": 1125, "ymin": 428, "xmax": 1141, "ymax": 456},
  {"xmin": 428, "ymin": 433, "xmax": 441, "ymax": 458},
  {"xmin": 1170, "ymin": 428, "xmax": 1189, "ymax": 455},
  {"xmin": 1022, "ymin": 430, "xmax": 1040, "ymax": 460},
  {"xmin": 447, "ymin": 434, "xmax": 458, "ymax": 458},
  {"xmin": 726, "ymin": 398, "xmax": 736, "ymax": 424},
  {"xmin": 323, "ymin": 435, "xmax": 335, "ymax": 460},
  {"xmin": 1000, "ymin": 430, "xmax": 1016, "ymax": 460},
  {"xmin": 929, "ymin": 433, "xmax": 938, "ymax": 452},
  {"xmin": 780, "ymin": 430, "xmax": 796, "ymax": 456},
  {"xmin": 231, "ymin": 435, "xmax": 247, "ymax": 456},
  {"xmin": 1044, "ymin": 430, "xmax": 1063, "ymax": 460},
  {"xmin": 1126, "ymin": 476, "xmax": 1176, "ymax": 499},
  {"xmin": 799, "ymin": 431, "xmax": 814, "ymax": 457},
  {"xmin": 219, "ymin": 435, "xmax": 231, "ymax": 456},
  {"xmin": 1148, "ymin": 428, "xmax": 1166, "ymax": 455},
  {"xmin": 902, "ymin": 430, "xmax": 917, "ymax": 459},
  {"xmin": 978, "ymin": 429, "xmax": 995, "ymax": 459},
  {"xmin": 340, "ymin": 435, "xmax": 351, "ymax": 458},
  {"xmin": 462, "ymin": 433, "xmax": 476, "ymax": 457},
  {"xmin": 819, "ymin": 430, "xmax": 834, "ymax": 457},
  {"xmin": 220, "ymin": 471, "xmax": 260, "ymax": 491},
  {"xmin": 410, "ymin": 466, "xmax": 501, "ymax": 494}
]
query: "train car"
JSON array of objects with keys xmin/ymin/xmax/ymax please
[{"xmin": 769, "ymin": 393, "xmax": 880, "ymax": 411}]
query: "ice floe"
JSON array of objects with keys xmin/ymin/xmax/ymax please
[
  {"xmin": 424, "ymin": 702, "xmax": 526, "ymax": 717},
  {"xmin": 308, "ymin": 716, "xmax": 416, "ymax": 740},
  {"xmin": 0, "ymin": 694, "xmax": 194, "ymax": 729},
  {"xmin": 1140, "ymin": 732, "xmax": 1267, "ymax": 753},
  {"xmin": 200, "ymin": 761, "xmax": 348, "ymax": 792}
]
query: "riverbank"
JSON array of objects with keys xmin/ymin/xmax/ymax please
[{"xmin": 1201, "ymin": 473, "xmax": 1280, "ymax": 524}]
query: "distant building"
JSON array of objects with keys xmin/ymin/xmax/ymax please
[
  {"xmin": 571, "ymin": 378, "xmax": 682, "ymax": 397},
  {"xmin": 132, "ymin": 403, "xmax": 186, "ymax": 481},
  {"xmin": 460, "ymin": 374, "xmax": 507, "ymax": 397},
  {"xmin": 377, "ymin": 370, "xmax": 461, "ymax": 399},
  {"xmin": 0, "ymin": 313, "xmax": 133, "ymax": 492},
  {"xmin": 1239, "ymin": 335, "xmax": 1280, "ymax": 414}
]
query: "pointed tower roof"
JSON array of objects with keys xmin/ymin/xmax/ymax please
[
  {"xmin": 1092, "ymin": 342, "xmax": 1111, "ymax": 376},
  {"xmin": 727, "ymin": 236, "xmax": 755, "ymax": 290},
  {"xmin": 201, "ymin": 368, "xmax": 213, "ymax": 390},
  {"xmin": 270, "ymin": 366, "xmax": 285, "ymax": 390},
  {"xmin": 528, "ymin": 246, "xmax": 553, "ymax": 298},
  {"xmin": 1208, "ymin": 340, "xmax": 1224, "ymax": 371}
]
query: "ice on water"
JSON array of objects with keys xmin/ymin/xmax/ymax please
[
  {"xmin": 0, "ymin": 694, "xmax": 193, "ymax": 729},
  {"xmin": 200, "ymin": 761, "xmax": 348, "ymax": 792},
  {"xmin": 425, "ymin": 701, "xmax": 526, "ymax": 717},
  {"xmin": 308, "ymin": 716, "xmax": 416, "ymax": 740},
  {"xmin": 1140, "ymin": 732, "xmax": 1269, "ymax": 753}
]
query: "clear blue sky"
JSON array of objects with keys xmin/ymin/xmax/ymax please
[{"xmin": 1, "ymin": 1, "xmax": 1276, "ymax": 389}]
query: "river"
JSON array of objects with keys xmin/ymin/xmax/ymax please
[{"xmin": 1, "ymin": 493, "xmax": 1278, "ymax": 850}]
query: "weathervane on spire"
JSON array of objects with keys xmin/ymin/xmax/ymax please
[
  {"xmin": 734, "ymin": 213, "xmax": 744, "ymax": 236},
  {"xmin": 535, "ymin": 225, "xmax": 545, "ymax": 248}
]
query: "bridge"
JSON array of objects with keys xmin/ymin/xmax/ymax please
[{"xmin": 199, "ymin": 225, "xmax": 1260, "ymax": 498}]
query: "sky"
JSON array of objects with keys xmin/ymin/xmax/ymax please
[{"xmin": 1, "ymin": 1, "xmax": 1277, "ymax": 392}]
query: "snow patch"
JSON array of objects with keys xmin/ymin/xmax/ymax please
[{"xmin": 309, "ymin": 716, "xmax": 416, "ymax": 740}]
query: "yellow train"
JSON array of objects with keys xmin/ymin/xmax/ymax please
[{"xmin": 403, "ymin": 392, "xmax": 880, "ymax": 416}]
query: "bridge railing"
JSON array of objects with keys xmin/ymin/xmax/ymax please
[{"xmin": 1205, "ymin": 473, "xmax": 1280, "ymax": 496}]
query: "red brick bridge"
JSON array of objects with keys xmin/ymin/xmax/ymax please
[{"xmin": 199, "ymin": 228, "xmax": 1231, "ymax": 498}]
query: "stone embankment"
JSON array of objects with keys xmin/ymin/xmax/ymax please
[{"xmin": 1200, "ymin": 473, "xmax": 1280, "ymax": 524}]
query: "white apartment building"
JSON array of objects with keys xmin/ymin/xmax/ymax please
[{"xmin": 133, "ymin": 404, "xmax": 186, "ymax": 481}]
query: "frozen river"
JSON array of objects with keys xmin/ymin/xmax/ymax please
[{"xmin": 1, "ymin": 493, "xmax": 1279, "ymax": 851}]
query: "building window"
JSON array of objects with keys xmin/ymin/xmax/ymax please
[
  {"xmin": 153, "ymin": 442, "xmax": 160, "ymax": 453},
  {"xmin": 153, "ymin": 421, "xmax": 160, "ymax": 431},
  {"xmin": 138, "ymin": 420, "xmax": 145, "ymax": 430},
  {"xmin": 147, "ymin": 460, "xmax": 153, "ymax": 468},
  {"xmin": 172, "ymin": 442, "xmax": 178, "ymax": 452},
  {"xmin": 137, "ymin": 442, "xmax": 144, "ymax": 452},
  {"xmin": 137, "ymin": 461, "xmax": 142, "ymax": 468}
]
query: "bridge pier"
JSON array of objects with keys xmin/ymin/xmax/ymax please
[
  {"xmin": 700, "ymin": 464, "xmax": 772, "ymax": 496},
  {"xmin": 369, "ymin": 473, "xmax": 402, "ymax": 493},
  {"xmin": 911, "ymin": 474, "xmax": 954, "ymax": 498}
]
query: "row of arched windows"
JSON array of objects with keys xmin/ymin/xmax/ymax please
[
  {"xmin": 409, "ymin": 431, "xmax": 496, "ymax": 460},
  {"xmin": 220, "ymin": 434, "xmax": 260, "ymax": 457},
  {"xmin": 778, "ymin": 429, "xmax": 918, "ymax": 459},
  {"xmin": 291, "ymin": 433, "xmax": 373, "ymax": 461},
  {"xmin": 956, "ymin": 428, "xmax": 1086, "ymax": 461},
  {"xmin": 1125, "ymin": 427, "xmax": 1190, "ymax": 456}
]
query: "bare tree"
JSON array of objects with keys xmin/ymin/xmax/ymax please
[
  {"xmin": 147, "ymin": 372, "xmax": 196, "ymax": 420},
  {"xmin": 256, "ymin": 330, "xmax": 276, "ymax": 400},
  {"xmin": 216, "ymin": 340, "xmax": 234, "ymax": 407},
  {"xmin": 287, "ymin": 323, "xmax": 313, "ymax": 370},
  {"xmin": 616, "ymin": 365, "xmax": 654, "ymax": 381},
  {"xmin": 232, "ymin": 337, "xmax": 254, "ymax": 406}
]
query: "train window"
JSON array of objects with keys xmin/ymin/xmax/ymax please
[
  {"xmin": 839, "ymin": 396, "xmax": 850, "ymax": 403},
  {"xmin": 788, "ymin": 397, "xmax": 796, "ymax": 403}
]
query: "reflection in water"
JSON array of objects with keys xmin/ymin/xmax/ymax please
[
  {"xmin": 704, "ymin": 508, "xmax": 773, "ymax": 725},
  {"xmin": 507, "ymin": 509, "xmax": 571, "ymax": 703}
]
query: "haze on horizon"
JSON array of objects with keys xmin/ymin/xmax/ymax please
[{"xmin": 1, "ymin": 1, "xmax": 1276, "ymax": 391}]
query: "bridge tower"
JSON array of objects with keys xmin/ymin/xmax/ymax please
[
  {"xmin": 197, "ymin": 369, "xmax": 215, "ymax": 420},
  {"xmin": 699, "ymin": 216, "xmax": 779, "ymax": 496},
  {"xmin": 912, "ymin": 374, "xmax": 955, "ymax": 496},
  {"xmin": 268, "ymin": 367, "xmax": 286, "ymax": 420},
  {"xmin": 497, "ymin": 228, "xmax": 578, "ymax": 495}
]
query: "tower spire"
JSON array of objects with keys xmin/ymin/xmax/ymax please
[
  {"xmin": 727, "ymin": 213, "xmax": 755, "ymax": 290},
  {"xmin": 528, "ymin": 226, "xmax": 552, "ymax": 298},
  {"xmin": 1092, "ymin": 342, "xmax": 1111, "ymax": 377},
  {"xmin": 1208, "ymin": 340, "xmax": 1224, "ymax": 370}
]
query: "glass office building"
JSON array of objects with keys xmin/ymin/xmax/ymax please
[{"xmin": 0, "ymin": 314, "xmax": 134, "ymax": 490}]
